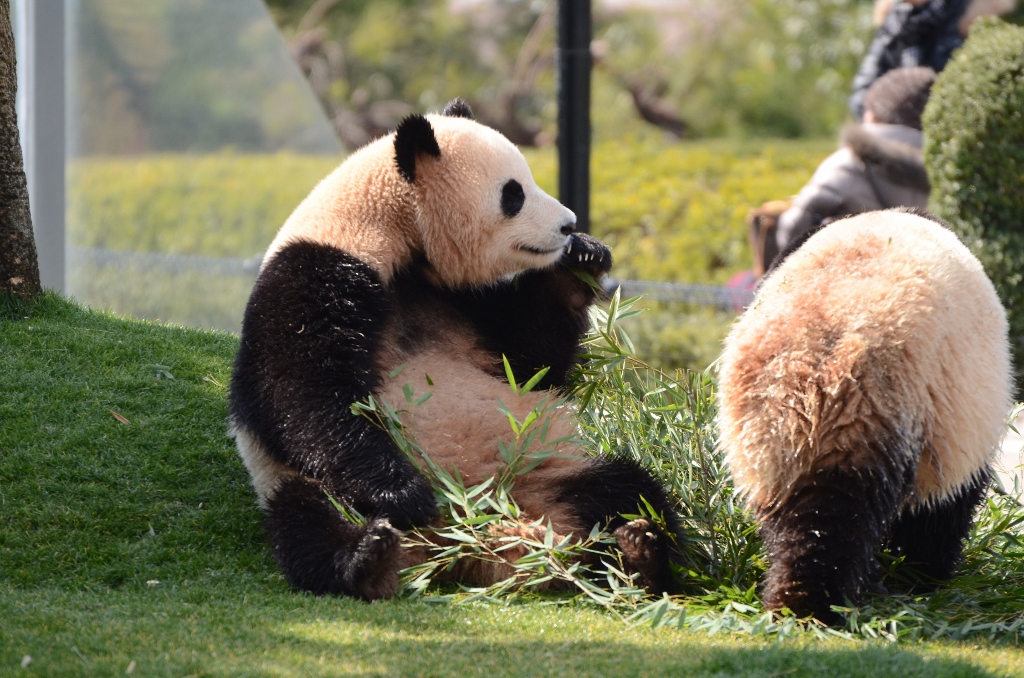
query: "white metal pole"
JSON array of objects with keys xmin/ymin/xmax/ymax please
[{"xmin": 17, "ymin": 0, "xmax": 64, "ymax": 293}]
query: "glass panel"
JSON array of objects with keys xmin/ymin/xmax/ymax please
[{"xmin": 65, "ymin": 0, "xmax": 343, "ymax": 332}]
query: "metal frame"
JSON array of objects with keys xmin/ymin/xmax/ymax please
[
  {"xmin": 14, "ymin": 0, "xmax": 65, "ymax": 293},
  {"xmin": 13, "ymin": 1, "xmax": 586, "ymax": 291}
]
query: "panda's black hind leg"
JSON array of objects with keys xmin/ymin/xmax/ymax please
[
  {"xmin": 759, "ymin": 444, "xmax": 916, "ymax": 625},
  {"xmin": 885, "ymin": 472, "xmax": 989, "ymax": 588},
  {"xmin": 265, "ymin": 475, "xmax": 404, "ymax": 600},
  {"xmin": 556, "ymin": 457, "xmax": 682, "ymax": 594}
]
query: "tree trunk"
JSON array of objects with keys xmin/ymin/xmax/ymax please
[{"xmin": 0, "ymin": 0, "xmax": 40, "ymax": 298}]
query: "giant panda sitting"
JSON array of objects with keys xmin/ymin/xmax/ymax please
[{"xmin": 229, "ymin": 99, "xmax": 682, "ymax": 600}]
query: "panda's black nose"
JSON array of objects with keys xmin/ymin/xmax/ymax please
[{"xmin": 560, "ymin": 222, "xmax": 576, "ymax": 235}]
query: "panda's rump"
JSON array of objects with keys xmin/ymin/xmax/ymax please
[{"xmin": 720, "ymin": 212, "xmax": 1012, "ymax": 510}]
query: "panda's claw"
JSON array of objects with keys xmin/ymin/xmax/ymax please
[
  {"xmin": 341, "ymin": 518, "xmax": 404, "ymax": 600},
  {"xmin": 563, "ymin": 234, "xmax": 612, "ymax": 276},
  {"xmin": 613, "ymin": 518, "xmax": 673, "ymax": 593}
]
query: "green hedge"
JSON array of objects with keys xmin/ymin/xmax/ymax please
[
  {"xmin": 524, "ymin": 137, "xmax": 831, "ymax": 285},
  {"xmin": 68, "ymin": 153, "xmax": 341, "ymax": 258},
  {"xmin": 70, "ymin": 139, "xmax": 830, "ymax": 276},
  {"xmin": 923, "ymin": 18, "xmax": 1024, "ymax": 382},
  {"xmin": 67, "ymin": 139, "xmax": 832, "ymax": 365}
]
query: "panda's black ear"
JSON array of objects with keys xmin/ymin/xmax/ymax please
[
  {"xmin": 394, "ymin": 114, "xmax": 441, "ymax": 183},
  {"xmin": 442, "ymin": 98, "xmax": 474, "ymax": 120}
]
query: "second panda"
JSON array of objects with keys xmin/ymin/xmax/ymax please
[
  {"xmin": 229, "ymin": 100, "xmax": 682, "ymax": 600},
  {"xmin": 718, "ymin": 209, "xmax": 1012, "ymax": 623}
]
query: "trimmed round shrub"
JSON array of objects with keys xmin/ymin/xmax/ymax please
[
  {"xmin": 923, "ymin": 18, "xmax": 1024, "ymax": 384},
  {"xmin": 1006, "ymin": 5, "xmax": 1024, "ymax": 26}
]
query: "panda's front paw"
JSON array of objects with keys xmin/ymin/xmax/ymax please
[
  {"xmin": 614, "ymin": 518, "xmax": 673, "ymax": 594},
  {"xmin": 340, "ymin": 518, "xmax": 404, "ymax": 600},
  {"xmin": 373, "ymin": 475, "xmax": 438, "ymax": 531},
  {"xmin": 563, "ymin": 233, "xmax": 612, "ymax": 276}
]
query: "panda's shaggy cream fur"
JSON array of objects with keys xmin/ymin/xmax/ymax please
[
  {"xmin": 229, "ymin": 100, "xmax": 681, "ymax": 600},
  {"xmin": 265, "ymin": 111, "xmax": 572, "ymax": 287},
  {"xmin": 718, "ymin": 209, "xmax": 1012, "ymax": 623}
]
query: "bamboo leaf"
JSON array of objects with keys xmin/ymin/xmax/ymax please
[
  {"xmin": 502, "ymin": 355, "xmax": 518, "ymax": 395},
  {"xmin": 520, "ymin": 367, "xmax": 551, "ymax": 394}
]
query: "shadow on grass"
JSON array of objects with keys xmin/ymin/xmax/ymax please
[
  {"xmin": 1, "ymin": 587, "xmax": 1006, "ymax": 678},
  {"xmin": 273, "ymin": 613, "xmax": 1003, "ymax": 678}
]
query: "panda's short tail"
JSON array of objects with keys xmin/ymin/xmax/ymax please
[{"xmin": 263, "ymin": 475, "xmax": 405, "ymax": 600}]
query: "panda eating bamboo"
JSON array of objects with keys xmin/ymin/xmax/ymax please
[{"xmin": 228, "ymin": 99, "xmax": 682, "ymax": 600}]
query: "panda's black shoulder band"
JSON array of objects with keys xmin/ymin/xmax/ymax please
[{"xmin": 394, "ymin": 115, "xmax": 441, "ymax": 183}]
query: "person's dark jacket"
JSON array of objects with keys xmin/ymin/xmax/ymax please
[
  {"xmin": 849, "ymin": 0, "xmax": 968, "ymax": 119},
  {"xmin": 775, "ymin": 123, "xmax": 930, "ymax": 251}
]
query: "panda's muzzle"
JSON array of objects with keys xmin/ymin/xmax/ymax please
[
  {"xmin": 518, "ymin": 244, "xmax": 564, "ymax": 255},
  {"xmin": 518, "ymin": 223, "xmax": 575, "ymax": 255}
]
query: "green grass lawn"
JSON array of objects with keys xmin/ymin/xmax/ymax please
[{"xmin": 3, "ymin": 294, "xmax": 1024, "ymax": 676}]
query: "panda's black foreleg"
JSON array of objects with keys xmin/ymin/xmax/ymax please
[
  {"xmin": 449, "ymin": 233, "xmax": 613, "ymax": 389},
  {"xmin": 555, "ymin": 456, "xmax": 683, "ymax": 594},
  {"xmin": 230, "ymin": 241, "xmax": 439, "ymax": 598},
  {"xmin": 264, "ymin": 475, "xmax": 404, "ymax": 599},
  {"xmin": 231, "ymin": 241, "xmax": 437, "ymax": 524},
  {"xmin": 758, "ymin": 443, "xmax": 916, "ymax": 624},
  {"xmin": 885, "ymin": 471, "xmax": 989, "ymax": 587}
]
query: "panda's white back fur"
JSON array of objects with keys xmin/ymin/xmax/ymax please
[{"xmin": 719, "ymin": 210, "xmax": 1012, "ymax": 509}]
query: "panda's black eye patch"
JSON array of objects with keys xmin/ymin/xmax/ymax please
[{"xmin": 501, "ymin": 180, "xmax": 525, "ymax": 218}]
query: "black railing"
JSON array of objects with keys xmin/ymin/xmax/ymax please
[
  {"xmin": 70, "ymin": 248, "xmax": 754, "ymax": 311},
  {"xmin": 557, "ymin": 0, "xmax": 592, "ymax": 234}
]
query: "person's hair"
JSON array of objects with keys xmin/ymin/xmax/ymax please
[{"xmin": 863, "ymin": 66, "xmax": 938, "ymax": 130}]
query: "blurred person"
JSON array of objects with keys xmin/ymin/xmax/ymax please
[
  {"xmin": 774, "ymin": 67, "xmax": 935, "ymax": 257},
  {"xmin": 746, "ymin": 200, "xmax": 791, "ymax": 278},
  {"xmin": 850, "ymin": 0, "xmax": 1015, "ymax": 120}
]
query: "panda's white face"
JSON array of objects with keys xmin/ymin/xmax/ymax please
[{"xmin": 405, "ymin": 114, "xmax": 577, "ymax": 287}]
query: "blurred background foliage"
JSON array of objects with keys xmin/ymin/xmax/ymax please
[
  {"xmin": 65, "ymin": 0, "xmax": 900, "ymax": 367},
  {"xmin": 67, "ymin": 0, "xmax": 340, "ymax": 155},
  {"xmin": 67, "ymin": 136, "xmax": 829, "ymax": 363},
  {"xmin": 68, "ymin": 153, "xmax": 338, "ymax": 257},
  {"xmin": 264, "ymin": 0, "xmax": 875, "ymax": 146}
]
